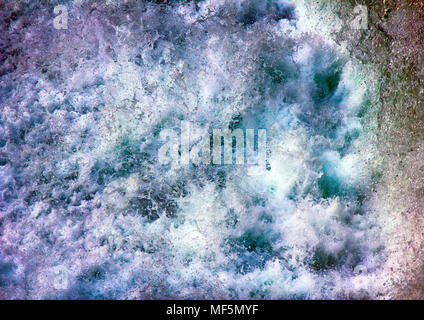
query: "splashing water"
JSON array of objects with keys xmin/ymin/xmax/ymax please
[{"xmin": 0, "ymin": 0, "xmax": 388, "ymax": 299}]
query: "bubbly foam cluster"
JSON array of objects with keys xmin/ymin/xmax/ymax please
[{"xmin": 0, "ymin": 0, "xmax": 392, "ymax": 299}]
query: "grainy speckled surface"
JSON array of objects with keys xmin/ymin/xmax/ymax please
[{"xmin": 0, "ymin": 0, "xmax": 423, "ymax": 299}]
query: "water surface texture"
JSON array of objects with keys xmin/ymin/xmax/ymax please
[{"xmin": 1, "ymin": 0, "xmax": 424, "ymax": 299}]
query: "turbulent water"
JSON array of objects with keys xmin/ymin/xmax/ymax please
[{"xmin": 0, "ymin": 0, "xmax": 415, "ymax": 299}]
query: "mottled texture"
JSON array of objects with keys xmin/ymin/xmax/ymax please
[{"xmin": 0, "ymin": 0, "xmax": 423, "ymax": 299}]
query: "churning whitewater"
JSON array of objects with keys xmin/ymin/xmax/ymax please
[{"xmin": 0, "ymin": 0, "xmax": 386, "ymax": 299}]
